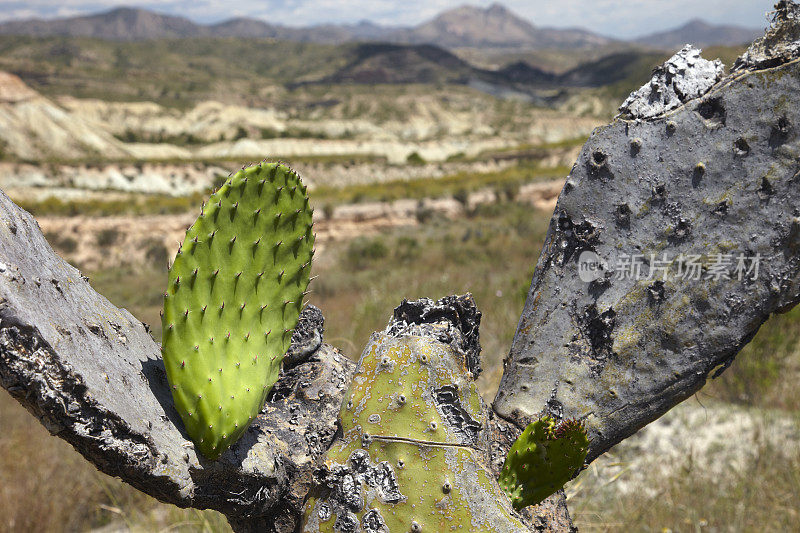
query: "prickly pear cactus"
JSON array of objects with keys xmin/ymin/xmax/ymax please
[
  {"xmin": 302, "ymin": 333, "xmax": 529, "ymax": 532},
  {"xmin": 499, "ymin": 417, "xmax": 588, "ymax": 510},
  {"xmin": 162, "ymin": 162, "xmax": 314, "ymax": 460}
]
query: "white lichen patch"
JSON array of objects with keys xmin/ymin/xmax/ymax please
[{"xmin": 619, "ymin": 46, "xmax": 724, "ymax": 119}]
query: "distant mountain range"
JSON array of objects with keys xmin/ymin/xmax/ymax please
[
  {"xmin": 387, "ymin": 4, "xmax": 611, "ymax": 49},
  {"xmin": 305, "ymin": 42, "xmax": 664, "ymax": 99},
  {"xmin": 634, "ymin": 18, "xmax": 762, "ymax": 48},
  {"xmin": 0, "ymin": 4, "xmax": 761, "ymax": 50}
]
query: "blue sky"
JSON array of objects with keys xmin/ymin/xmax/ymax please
[{"xmin": 0, "ymin": 0, "xmax": 776, "ymax": 39}]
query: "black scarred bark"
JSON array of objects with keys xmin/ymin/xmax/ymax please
[
  {"xmin": 494, "ymin": 3, "xmax": 800, "ymax": 462},
  {"xmin": 0, "ymin": 184, "xmax": 354, "ymax": 530}
]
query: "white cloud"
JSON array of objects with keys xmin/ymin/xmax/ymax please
[
  {"xmin": 0, "ymin": 9, "xmax": 36, "ymax": 22},
  {"xmin": 501, "ymin": 0, "xmax": 774, "ymax": 38}
]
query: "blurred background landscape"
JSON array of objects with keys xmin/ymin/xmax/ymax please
[{"xmin": 0, "ymin": 1, "xmax": 798, "ymax": 531}]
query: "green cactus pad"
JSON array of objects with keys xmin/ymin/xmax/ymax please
[
  {"xmin": 498, "ymin": 416, "xmax": 588, "ymax": 509},
  {"xmin": 162, "ymin": 162, "xmax": 314, "ymax": 460}
]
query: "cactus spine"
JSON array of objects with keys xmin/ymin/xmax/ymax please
[
  {"xmin": 162, "ymin": 162, "xmax": 314, "ymax": 460},
  {"xmin": 498, "ymin": 416, "xmax": 588, "ymax": 509}
]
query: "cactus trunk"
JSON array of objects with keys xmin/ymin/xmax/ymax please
[{"xmin": 302, "ymin": 332, "xmax": 529, "ymax": 532}]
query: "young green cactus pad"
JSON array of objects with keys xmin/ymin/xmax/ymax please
[
  {"xmin": 162, "ymin": 162, "xmax": 314, "ymax": 460},
  {"xmin": 302, "ymin": 333, "xmax": 529, "ymax": 532},
  {"xmin": 498, "ymin": 416, "xmax": 588, "ymax": 509}
]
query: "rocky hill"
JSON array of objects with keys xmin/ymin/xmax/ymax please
[
  {"xmin": 557, "ymin": 50, "xmax": 665, "ymax": 88},
  {"xmin": 210, "ymin": 18, "xmax": 388, "ymax": 44},
  {"xmin": 635, "ymin": 18, "xmax": 762, "ymax": 49},
  {"xmin": 0, "ymin": 7, "xmax": 200, "ymax": 41},
  {"xmin": 316, "ymin": 43, "xmax": 661, "ymax": 93},
  {"xmin": 388, "ymin": 3, "xmax": 612, "ymax": 49},
  {"xmin": 0, "ymin": 69, "xmax": 601, "ymax": 164},
  {"xmin": 318, "ymin": 43, "xmax": 503, "ymax": 85},
  {"xmin": 0, "ymin": 71, "xmax": 132, "ymax": 160}
]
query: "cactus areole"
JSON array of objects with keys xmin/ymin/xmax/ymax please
[{"xmin": 161, "ymin": 162, "xmax": 314, "ymax": 459}]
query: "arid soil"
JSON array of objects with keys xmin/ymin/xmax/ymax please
[{"xmin": 0, "ymin": 153, "xmax": 581, "ymax": 199}]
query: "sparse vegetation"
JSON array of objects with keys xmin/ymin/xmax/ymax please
[
  {"xmin": 0, "ymin": 32, "xmax": 690, "ymax": 124},
  {"xmin": 0, "ymin": 36, "xmax": 348, "ymax": 107},
  {"xmin": 569, "ymin": 422, "xmax": 800, "ymax": 531},
  {"xmin": 95, "ymin": 228, "xmax": 119, "ymax": 247},
  {"xmin": 143, "ymin": 238, "xmax": 169, "ymax": 269},
  {"xmin": 44, "ymin": 231, "xmax": 78, "ymax": 253},
  {"xmin": 11, "ymin": 161, "xmax": 568, "ymax": 218},
  {"xmin": 259, "ymin": 126, "xmax": 333, "ymax": 139},
  {"xmin": 345, "ymin": 237, "xmax": 389, "ymax": 270},
  {"xmin": 406, "ymin": 151, "xmax": 426, "ymax": 165},
  {"xmin": 311, "ymin": 161, "xmax": 569, "ymax": 207},
  {"xmin": 16, "ymin": 192, "xmax": 209, "ymax": 217},
  {"xmin": 115, "ymin": 129, "xmax": 203, "ymax": 145},
  {"xmin": 394, "ymin": 236, "xmax": 420, "ymax": 262}
]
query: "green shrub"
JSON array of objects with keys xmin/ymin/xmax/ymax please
[
  {"xmin": 233, "ymin": 126, "xmax": 248, "ymax": 141},
  {"xmin": 96, "ymin": 228, "xmax": 119, "ymax": 247},
  {"xmin": 446, "ymin": 152, "xmax": 466, "ymax": 162},
  {"xmin": 496, "ymin": 182, "xmax": 520, "ymax": 202},
  {"xmin": 503, "ymin": 182, "xmax": 521, "ymax": 202},
  {"xmin": 260, "ymin": 127, "xmax": 281, "ymax": 139},
  {"xmin": 414, "ymin": 200, "xmax": 435, "ymax": 223},
  {"xmin": 211, "ymin": 174, "xmax": 228, "ymax": 191},
  {"xmin": 143, "ymin": 239, "xmax": 169, "ymax": 269},
  {"xmin": 44, "ymin": 231, "xmax": 78, "ymax": 254},
  {"xmin": 394, "ymin": 236, "xmax": 420, "ymax": 262},
  {"xmin": 453, "ymin": 188, "xmax": 470, "ymax": 208},
  {"xmin": 406, "ymin": 152, "xmax": 426, "ymax": 165},
  {"xmin": 118, "ymin": 129, "xmax": 140, "ymax": 143},
  {"xmin": 345, "ymin": 237, "xmax": 388, "ymax": 269}
]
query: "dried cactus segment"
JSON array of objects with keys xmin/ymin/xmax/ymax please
[
  {"xmin": 302, "ymin": 334, "xmax": 528, "ymax": 532},
  {"xmin": 498, "ymin": 416, "xmax": 588, "ymax": 509},
  {"xmin": 162, "ymin": 162, "xmax": 314, "ymax": 460}
]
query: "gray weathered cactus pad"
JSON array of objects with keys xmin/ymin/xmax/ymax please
[{"xmin": 494, "ymin": 54, "xmax": 800, "ymax": 461}]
